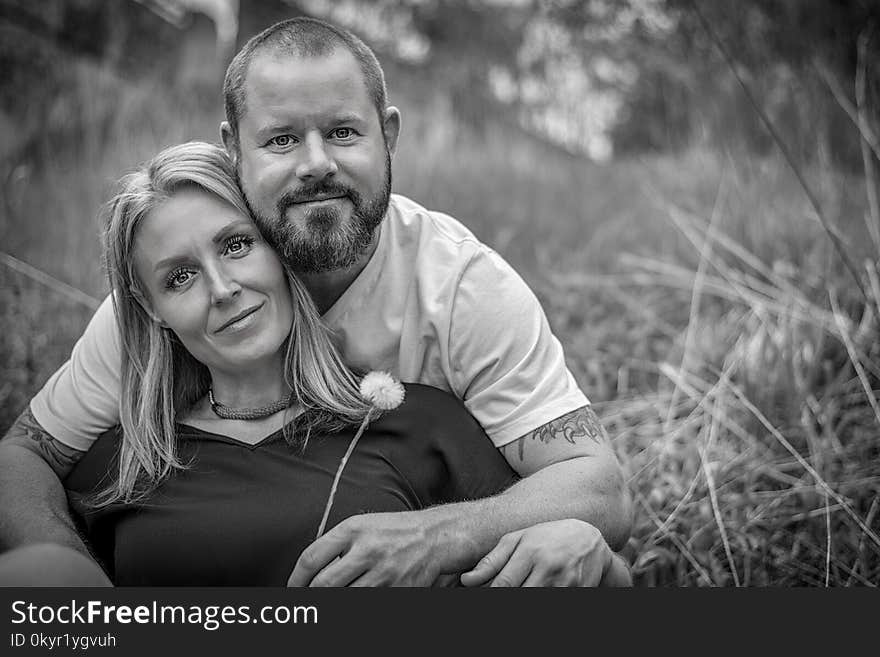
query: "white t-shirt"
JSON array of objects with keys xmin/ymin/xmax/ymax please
[{"xmin": 31, "ymin": 194, "xmax": 588, "ymax": 451}]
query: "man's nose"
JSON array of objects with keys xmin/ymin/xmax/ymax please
[
  {"xmin": 206, "ymin": 265, "xmax": 242, "ymax": 305},
  {"xmin": 295, "ymin": 132, "xmax": 338, "ymax": 181}
]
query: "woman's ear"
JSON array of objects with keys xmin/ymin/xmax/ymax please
[{"xmin": 130, "ymin": 285, "xmax": 168, "ymax": 328}]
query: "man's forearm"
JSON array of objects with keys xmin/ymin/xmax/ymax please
[
  {"xmin": 421, "ymin": 454, "xmax": 632, "ymax": 574},
  {"xmin": 0, "ymin": 443, "xmax": 89, "ymax": 554},
  {"xmin": 0, "ymin": 408, "xmax": 90, "ymax": 555}
]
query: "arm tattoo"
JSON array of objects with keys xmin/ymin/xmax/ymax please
[
  {"xmin": 503, "ymin": 405, "xmax": 609, "ymax": 462},
  {"xmin": 2, "ymin": 407, "xmax": 85, "ymax": 478}
]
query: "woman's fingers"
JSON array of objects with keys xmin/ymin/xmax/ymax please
[{"xmin": 459, "ymin": 529, "xmax": 523, "ymax": 587}]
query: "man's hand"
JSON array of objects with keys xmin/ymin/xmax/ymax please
[
  {"xmin": 459, "ymin": 519, "xmax": 632, "ymax": 587},
  {"xmin": 288, "ymin": 511, "xmax": 454, "ymax": 587}
]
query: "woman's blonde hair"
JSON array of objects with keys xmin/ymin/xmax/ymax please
[{"xmin": 98, "ymin": 141, "xmax": 370, "ymax": 505}]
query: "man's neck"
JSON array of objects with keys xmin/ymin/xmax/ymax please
[{"xmin": 297, "ymin": 225, "xmax": 382, "ymax": 315}]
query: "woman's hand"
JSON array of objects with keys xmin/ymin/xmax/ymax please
[{"xmin": 459, "ymin": 519, "xmax": 632, "ymax": 587}]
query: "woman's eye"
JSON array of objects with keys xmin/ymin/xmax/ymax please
[
  {"xmin": 224, "ymin": 235, "xmax": 255, "ymax": 256},
  {"xmin": 269, "ymin": 135, "xmax": 295, "ymax": 148},
  {"xmin": 166, "ymin": 269, "xmax": 194, "ymax": 289}
]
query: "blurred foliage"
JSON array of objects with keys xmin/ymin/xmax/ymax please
[{"xmin": 1, "ymin": 0, "xmax": 878, "ymax": 163}]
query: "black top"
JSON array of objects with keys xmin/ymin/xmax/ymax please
[{"xmin": 65, "ymin": 384, "xmax": 519, "ymax": 586}]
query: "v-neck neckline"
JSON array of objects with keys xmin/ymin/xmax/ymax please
[{"xmin": 175, "ymin": 423, "xmax": 285, "ymax": 450}]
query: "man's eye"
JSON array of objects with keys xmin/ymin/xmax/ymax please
[
  {"xmin": 331, "ymin": 127, "xmax": 354, "ymax": 140},
  {"xmin": 269, "ymin": 135, "xmax": 295, "ymax": 148}
]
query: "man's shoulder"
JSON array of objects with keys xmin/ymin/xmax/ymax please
[
  {"xmin": 388, "ymin": 193, "xmax": 486, "ymax": 252},
  {"xmin": 382, "ymin": 194, "xmax": 532, "ymax": 303}
]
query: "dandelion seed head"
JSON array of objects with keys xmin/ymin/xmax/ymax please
[{"xmin": 359, "ymin": 371, "xmax": 405, "ymax": 410}]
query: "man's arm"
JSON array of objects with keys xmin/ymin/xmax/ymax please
[
  {"xmin": 288, "ymin": 405, "xmax": 631, "ymax": 586},
  {"xmin": 499, "ymin": 405, "xmax": 632, "ymax": 550},
  {"xmin": 0, "ymin": 406, "xmax": 90, "ymax": 554}
]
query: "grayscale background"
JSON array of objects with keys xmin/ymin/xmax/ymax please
[{"xmin": 1, "ymin": 0, "xmax": 878, "ymax": 586}]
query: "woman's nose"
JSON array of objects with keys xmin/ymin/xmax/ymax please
[
  {"xmin": 206, "ymin": 266, "xmax": 242, "ymax": 305},
  {"xmin": 295, "ymin": 132, "xmax": 338, "ymax": 181}
]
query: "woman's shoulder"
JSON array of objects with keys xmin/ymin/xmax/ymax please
[
  {"xmin": 64, "ymin": 425, "xmax": 124, "ymax": 493},
  {"xmin": 373, "ymin": 383, "xmax": 484, "ymax": 441},
  {"xmin": 396, "ymin": 383, "xmax": 471, "ymax": 418}
]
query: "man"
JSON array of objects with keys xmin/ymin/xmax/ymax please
[{"xmin": 0, "ymin": 17, "xmax": 631, "ymax": 586}]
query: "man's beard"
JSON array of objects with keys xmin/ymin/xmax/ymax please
[{"xmin": 243, "ymin": 153, "xmax": 391, "ymax": 274}]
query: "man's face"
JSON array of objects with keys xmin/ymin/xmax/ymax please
[{"xmin": 226, "ymin": 48, "xmax": 399, "ymax": 274}]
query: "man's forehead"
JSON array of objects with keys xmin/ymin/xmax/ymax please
[{"xmin": 243, "ymin": 47, "xmax": 368, "ymax": 107}]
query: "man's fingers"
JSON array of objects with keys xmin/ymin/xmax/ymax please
[
  {"xmin": 459, "ymin": 530, "xmax": 522, "ymax": 587},
  {"xmin": 600, "ymin": 553, "xmax": 633, "ymax": 587},
  {"xmin": 288, "ymin": 529, "xmax": 352, "ymax": 587},
  {"xmin": 489, "ymin": 551, "xmax": 534, "ymax": 587},
  {"xmin": 309, "ymin": 555, "xmax": 369, "ymax": 587},
  {"xmin": 520, "ymin": 566, "xmax": 560, "ymax": 587}
]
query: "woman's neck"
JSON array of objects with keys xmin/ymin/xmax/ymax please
[{"xmin": 206, "ymin": 358, "xmax": 288, "ymax": 410}]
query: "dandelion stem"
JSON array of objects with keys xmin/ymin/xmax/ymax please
[{"xmin": 316, "ymin": 408, "xmax": 374, "ymax": 539}]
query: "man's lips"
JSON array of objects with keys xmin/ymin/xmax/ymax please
[
  {"xmin": 214, "ymin": 303, "xmax": 264, "ymax": 334},
  {"xmin": 292, "ymin": 193, "xmax": 347, "ymax": 204}
]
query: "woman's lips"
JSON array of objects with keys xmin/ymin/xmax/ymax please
[{"xmin": 214, "ymin": 303, "xmax": 264, "ymax": 334}]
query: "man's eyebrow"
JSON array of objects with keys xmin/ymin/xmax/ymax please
[
  {"xmin": 255, "ymin": 114, "xmax": 368, "ymax": 140},
  {"xmin": 255, "ymin": 124, "xmax": 297, "ymax": 141},
  {"xmin": 330, "ymin": 113, "xmax": 366, "ymax": 125}
]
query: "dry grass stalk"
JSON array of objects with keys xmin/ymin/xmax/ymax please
[
  {"xmin": 0, "ymin": 251, "xmax": 101, "ymax": 311},
  {"xmin": 815, "ymin": 59, "xmax": 880, "ymax": 166},
  {"xmin": 828, "ymin": 289, "xmax": 880, "ymax": 428},
  {"xmin": 636, "ymin": 493, "xmax": 715, "ymax": 586},
  {"xmin": 700, "ymin": 394, "xmax": 741, "ymax": 587},
  {"xmin": 690, "ymin": 0, "xmax": 868, "ymax": 300},
  {"xmin": 663, "ymin": 169, "xmax": 727, "ymax": 434},
  {"xmin": 720, "ymin": 376, "xmax": 880, "ymax": 551},
  {"xmin": 855, "ymin": 29, "xmax": 880, "ymax": 252}
]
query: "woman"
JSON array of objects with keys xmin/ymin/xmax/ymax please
[{"xmin": 63, "ymin": 141, "xmax": 522, "ymax": 586}]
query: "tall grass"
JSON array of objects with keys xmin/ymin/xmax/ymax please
[{"xmin": 1, "ymin": 43, "xmax": 878, "ymax": 586}]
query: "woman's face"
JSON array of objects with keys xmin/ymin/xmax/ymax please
[{"xmin": 132, "ymin": 186, "xmax": 294, "ymax": 376}]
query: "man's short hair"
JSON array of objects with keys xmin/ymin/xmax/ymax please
[{"xmin": 223, "ymin": 17, "xmax": 388, "ymax": 144}]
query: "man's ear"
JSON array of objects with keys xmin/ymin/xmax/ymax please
[
  {"xmin": 220, "ymin": 121, "xmax": 238, "ymax": 164},
  {"xmin": 131, "ymin": 286, "xmax": 168, "ymax": 328},
  {"xmin": 382, "ymin": 106, "xmax": 401, "ymax": 158}
]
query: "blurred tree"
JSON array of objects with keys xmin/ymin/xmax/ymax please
[
  {"xmin": 1, "ymin": 0, "xmax": 876, "ymax": 164},
  {"xmin": 626, "ymin": 0, "xmax": 880, "ymax": 167}
]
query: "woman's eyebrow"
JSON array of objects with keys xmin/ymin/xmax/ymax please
[
  {"xmin": 152, "ymin": 253, "xmax": 188, "ymax": 273},
  {"xmin": 212, "ymin": 219, "xmax": 255, "ymax": 244}
]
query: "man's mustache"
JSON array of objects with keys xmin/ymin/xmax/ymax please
[{"xmin": 277, "ymin": 183, "xmax": 358, "ymax": 211}]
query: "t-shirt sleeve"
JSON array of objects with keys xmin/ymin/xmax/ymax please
[
  {"xmin": 448, "ymin": 248, "xmax": 588, "ymax": 448},
  {"xmin": 29, "ymin": 295, "xmax": 122, "ymax": 451}
]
